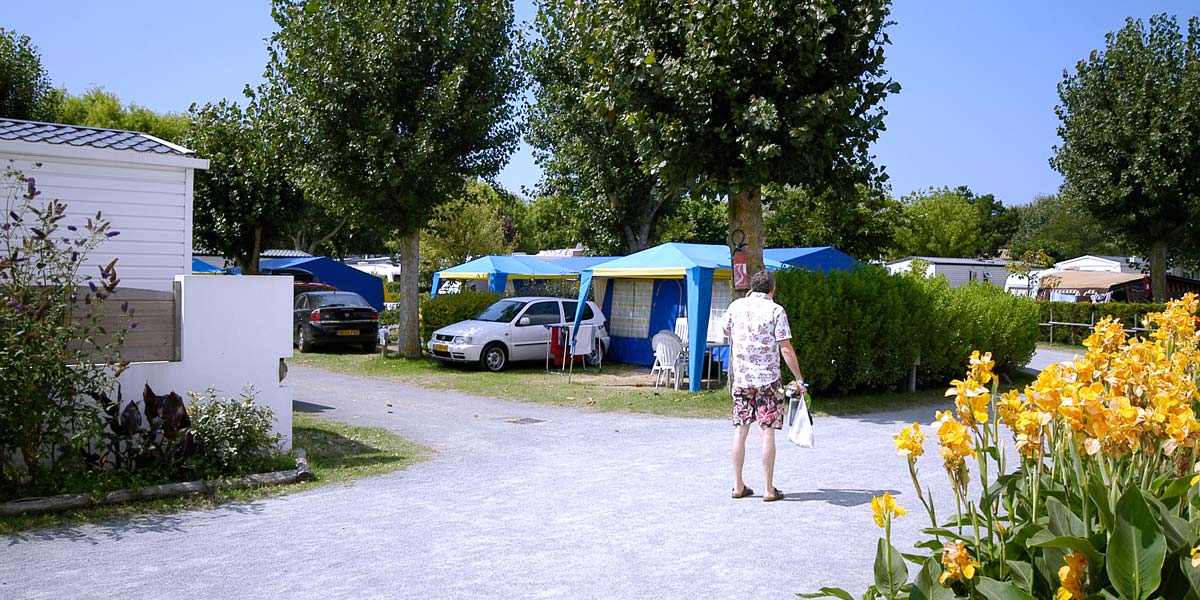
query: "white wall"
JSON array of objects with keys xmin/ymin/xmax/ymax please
[
  {"xmin": 1, "ymin": 143, "xmax": 204, "ymax": 293},
  {"xmin": 118, "ymin": 275, "xmax": 294, "ymax": 448}
]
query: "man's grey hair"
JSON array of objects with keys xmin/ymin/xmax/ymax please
[{"xmin": 750, "ymin": 270, "xmax": 775, "ymax": 293}]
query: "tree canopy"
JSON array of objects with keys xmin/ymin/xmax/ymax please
[
  {"xmin": 267, "ymin": 0, "xmax": 522, "ymax": 356},
  {"xmin": 183, "ymin": 91, "xmax": 301, "ymax": 275},
  {"xmin": 1052, "ymin": 13, "xmax": 1200, "ymax": 300},
  {"xmin": 763, "ymin": 184, "xmax": 901, "ymax": 261},
  {"xmin": 567, "ymin": 0, "xmax": 898, "ymax": 275},
  {"xmin": 0, "ymin": 28, "xmax": 59, "ymax": 121},
  {"xmin": 524, "ymin": 0, "xmax": 677, "ymax": 254},
  {"xmin": 1007, "ymin": 193, "xmax": 1126, "ymax": 261},
  {"xmin": 55, "ymin": 87, "xmax": 189, "ymax": 143},
  {"xmin": 893, "ymin": 187, "xmax": 984, "ymax": 259}
]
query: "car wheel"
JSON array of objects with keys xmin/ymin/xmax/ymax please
[
  {"xmin": 480, "ymin": 343, "xmax": 507, "ymax": 372},
  {"xmin": 586, "ymin": 342, "xmax": 604, "ymax": 367},
  {"xmin": 298, "ymin": 327, "xmax": 315, "ymax": 353}
]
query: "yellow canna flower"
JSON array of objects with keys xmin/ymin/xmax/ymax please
[
  {"xmin": 1192, "ymin": 546, "xmax": 1200, "ymax": 569},
  {"xmin": 934, "ymin": 411, "xmax": 974, "ymax": 473},
  {"xmin": 946, "ymin": 376, "xmax": 990, "ymax": 426},
  {"xmin": 893, "ymin": 422, "xmax": 927, "ymax": 459},
  {"xmin": 870, "ymin": 492, "xmax": 906, "ymax": 528},
  {"xmin": 968, "ymin": 350, "xmax": 995, "ymax": 385},
  {"xmin": 938, "ymin": 540, "xmax": 981, "ymax": 584},
  {"xmin": 1056, "ymin": 552, "xmax": 1087, "ymax": 600}
]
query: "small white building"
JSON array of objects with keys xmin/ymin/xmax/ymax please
[
  {"xmin": 0, "ymin": 118, "xmax": 294, "ymax": 446},
  {"xmin": 886, "ymin": 256, "xmax": 1009, "ymax": 288}
]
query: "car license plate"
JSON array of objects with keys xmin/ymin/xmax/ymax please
[
  {"xmin": 433, "ymin": 343, "xmax": 448, "ymax": 352},
  {"xmin": 338, "ymin": 329, "xmax": 360, "ymax": 336}
]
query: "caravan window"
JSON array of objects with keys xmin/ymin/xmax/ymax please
[{"xmin": 609, "ymin": 279, "xmax": 653, "ymax": 338}]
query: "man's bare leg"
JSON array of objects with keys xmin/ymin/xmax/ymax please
[
  {"xmin": 732, "ymin": 424, "xmax": 750, "ymax": 494},
  {"xmin": 761, "ymin": 426, "xmax": 777, "ymax": 494}
]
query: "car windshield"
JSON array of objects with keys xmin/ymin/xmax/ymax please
[
  {"xmin": 312, "ymin": 292, "xmax": 371, "ymax": 308},
  {"xmin": 474, "ymin": 300, "xmax": 528, "ymax": 322}
]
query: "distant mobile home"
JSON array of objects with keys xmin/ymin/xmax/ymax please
[{"xmin": 885, "ymin": 256, "xmax": 1009, "ymax": 288}]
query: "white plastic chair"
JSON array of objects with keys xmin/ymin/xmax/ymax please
[{"xmin": 651, "ymin": 330, "xmax": 687, "ymax": 390}]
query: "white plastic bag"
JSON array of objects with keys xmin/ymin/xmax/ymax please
[{"xmin": 787, "ymin": 391, "xmax": 814, "ymax": 448}]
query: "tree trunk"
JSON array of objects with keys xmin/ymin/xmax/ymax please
[
  {"xmin": 729, "ymin": 186, "xmax": 766, "ymax": 278},
  {"xmin": 1150, "ymin": 238, "xmax": 1168, "ymax": 302},
  {"xmin": 395, "ymin": 229, "xmax": 422, "ymax": 358},
  {"xmin": 623, "ymin": 222, "xmax": 652, "ymax": 253}
]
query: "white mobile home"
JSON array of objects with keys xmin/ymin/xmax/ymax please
[{"xmin": 886, "ymin": 256, "xmax": 1009, "ymax": 288}]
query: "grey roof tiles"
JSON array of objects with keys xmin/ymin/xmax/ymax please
[{"xmin": 0, "ymin": 118, "xmax": 193, "ymax": 156}]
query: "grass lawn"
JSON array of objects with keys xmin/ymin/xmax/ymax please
[
  {"xmin": 288, "ymin": 350, "xmax": 1032, "ymax": 419},
  {"xmin": 0, "ymin": 412, "xmax": 430, "ymax": 535}
]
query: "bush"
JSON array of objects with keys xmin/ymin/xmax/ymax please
[
  {"xmin": 187, "ymin": 387, "xmax": 283, "ymax": 477},
  {"xmin": 775, "ymin": 265, "xmax": 929, "ymax": 394},
  {"xmin": 1038, "ymin": 300, "xmax": 1164, "ymax": 345},
  {"xmin": 807, "ymin": 295, "xmax": 1200, "ymax": 600},
  {"xmin": 417, "ymin": 291, "xmax": 502, "ymax": 345},
  {"xmin": 774, "ymin": 267, "xmax": 1039, "ymax": 395},
  {"xmin": 0, "ymin": 164, "xmax": 132, "ymax": 497}
]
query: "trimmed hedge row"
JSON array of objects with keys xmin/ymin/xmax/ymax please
[
  {"xmin": 773, "ymin": 266, "xmax": 1040, "ymax": 395},
  {"xmin": 379, "ymin": 292, "xmax": 503, "ymax": 346},
  {"xmin": 1037, "ymin": 301, "xmax": 1164, "ymax": 344}
]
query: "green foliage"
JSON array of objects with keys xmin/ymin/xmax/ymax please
[
  {"xmin": 417, "ymin": 291, "xmax": 502, "ymax": 344},
  {"xmin": 1037, "ymin": 301, "xmax": 1165, "ymax": 344},
  {"xmin": 894, "ymin": 187, "xmax": 984, "ymax": 258},
  {"xmin": 1007, "ymin": 194, "xmax": 1126, "ymax": 261},
  {"xmin": 86, "ymin": 385, "xmax": 196, "ymax": 481},
  {"xmin": 517, "ymin": 194, "xmax": 593, "ymax": 254},
  {"xmin": 774, "ymin": 266, "xmax": 1039, "ymax": 394},
  {"xmin": 774, "ymin": 266, "xmax": 928, "ymax": 394},
  {"xmin": 524, "ymin": 0, "xmax": 678, "ymax": 254},
  {"xmin": 653, "ymin": 195, "xmax": 728, "ymax": 246},
  {"xmin": 0, "ymin": 165, "xmax": 130, "ymax": 497},
  {"xmin": 1052, "ymin": 14, "xmax": 1200, "ymax": 299},
  {"xmin": 54, "ymin": 87, "xmax": 189, "ymax": 144},
  {"xmin": 763, "ymin": 183, "xmax": 902, "ymax": 261},
  {"xmin": 187, "ymin": 387, "xmax": 283, "ymax": 477},
  {"xmin": 567, "ymin": 0, "xmax": 898, "ymax": 270},
  {"xmin": 267, "ymin": 0, "xmax": 522, "ymax": 356},
  {"xmin": 184, "ymin": 89, "xmax": 301, "ymax": 274},
  {"xmin": 412, "ymin": 180, "xmax": 520, "ymax": 285},
  {"xmin": 0, "ymin": 27, "xmax": 59, "ymax": 121}
]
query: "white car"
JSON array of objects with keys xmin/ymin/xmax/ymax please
[{"xmin": 427, "ymin": 296, "xmax": 609, "ymax": 371}]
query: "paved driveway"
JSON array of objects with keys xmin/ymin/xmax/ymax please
[{"xmin": 3, "ymin": 364, "xmax": 984, "ymax": 599}]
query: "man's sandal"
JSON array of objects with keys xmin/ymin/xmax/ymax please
[
  {"xmin": 763, "ymin": 488, "xmax": 785, "ymax": 502},
  {"xmin": 731, "ymin": 486, "xmax": 754, "ymax": 499}
]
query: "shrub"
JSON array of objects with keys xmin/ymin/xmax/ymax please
[
  {"xmin": 0, "ymin": 163, "xmax": 132, "ymax": 497},
  {"xmin": 775, "ymin": 265, "xmax": 928, "ymax": 394},
  {"xmin": 806, "ymin": 295, "xmax": 1200, "ymax": 600},
  {"xmin": 417, "ymin": 291, "xmax": 501, "ymax": 344},
  {"xmin": 187, "ymin": 386, "xmax": 283, "ymax": 477},
  {"xmin": 925, "ymin": 280, "xmax": 1040, "ymax": 383}
]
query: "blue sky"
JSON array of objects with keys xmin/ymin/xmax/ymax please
[{"xmin": 6, "ymin": 1, "xmax": 1198, "ymax": 206}]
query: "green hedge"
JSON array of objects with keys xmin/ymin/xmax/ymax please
[
  {"xmin": 773, "ymin": 267, "xmax": 1040, "ymax": 394},
  {"xmin": 418, "ymin": 291, "xmax": 502, "ymax": 344},
  {"xmin": 1037, "ymin": 301, "xmax": 1164, "ymax": 344}
]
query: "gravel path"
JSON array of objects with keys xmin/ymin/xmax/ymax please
[{"xmin": 1, "ymin": 357, "xmax": 1024, "ymax": 600}]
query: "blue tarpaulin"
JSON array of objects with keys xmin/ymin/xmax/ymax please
[
  {"xmin": 571, "ymin": 244, "xmax": 856, "ymax": 391},
  {"xmin": 430, "ymin": 255, "xmax": 581, "ymax": 298},
  {"xmin": 253, "ymin": 257, "xmax": 386, "ymax": 311},
  {"xmin": 191, "ymin": 258, "xmax": 224, "ymax": 273}
]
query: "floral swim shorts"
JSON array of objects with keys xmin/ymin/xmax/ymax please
[{"xmin": 732, "ymin": 381, "xmax": 785, "ymax": 429}]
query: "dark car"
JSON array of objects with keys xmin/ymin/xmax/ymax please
[
  {"xmin": 294, "ymin": 291, "xmax": 379, "ymax": 353},
  {"xmin": 294, "ymin": 282, "xmax": 338, "ymax": 296}
]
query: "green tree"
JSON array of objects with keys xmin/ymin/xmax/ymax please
[
  {"xmin": 1007, "ymin": 193, "xmax": 1126, "ymax": 261},
  {"xmin": 570, "ymin": 0, "xmax": 897, "ymax": 275},
  {"xmin": 1052, "ymin": 14, "xmax": 1200, "ymax": 300},
  {"xmin": 893, "ymin": 187, "xmax": 983, "ymax": 258},
  {"xmin": 0, "ymin": 28, "xmax": 59, "ymax": 121},
  {"xmin": 184, "ymin": 91, "xmax": 300, "ymax": 275},
  {"xmin": 55, "ymin": 87, "xmax": 189, "ymax": 143},
  {"xmin": 267, "ymin": 0, "xmax": 521, "ymax": 357},
  {"xmin": 517, "ymin": 193, "xmax": 592, "ymax": 254},
  {"xmin": 525, "ymin": 1, "xmax": 677, "ymax": 254},
  {"xmin": 959, "ymin": 187, "xmax": 1019, "ymax": 257},
  {"xmin": 763, "ymin": 183, "xmax": 901, "ymax": 260},
  {"xmin": 654, "ymin": 195, "xmax": 728, "ymax": 246},
  {"xmin": 412, "ymin": 192, "xmax": 515, "ymax": 289}
]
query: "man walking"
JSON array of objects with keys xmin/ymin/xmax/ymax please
[{"xmin": 720, "ymin": 270, "xmax": 805, "ymax": 502}]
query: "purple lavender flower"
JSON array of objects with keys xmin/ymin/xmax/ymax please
[
  {"xmin": 120, "ymin": 302, "xmax": 128, "ymax": 313},
  {"xmin": 105, "ymin": 231, "xmax": 120, "ymax": 238},
  {"xmin": 88, "ymin": 281, "xmax": 97, "ymax": 292},
  {"xmin": 130, "ymin": 321, "xmax": 139, "ymax": 329},
  {"xmin": 67, "ymin": 225, "xmax": 77, "ymax": 231}
]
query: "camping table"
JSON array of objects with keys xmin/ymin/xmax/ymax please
[{"xmin": 703, "ymin": 342, "xmax": 729, "ymax": 389}]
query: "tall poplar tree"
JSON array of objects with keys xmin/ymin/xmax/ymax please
[
  {"xmin": 567, "ymin": 0, "xmax": 897, "ymax": 274},
  {"xmin": 1053, "ymin": 14, "xmax": 1200, "ymax": 300},
  {"xmin": 267, "ymin": 0, "xmax": 521, "ymax": 356}
]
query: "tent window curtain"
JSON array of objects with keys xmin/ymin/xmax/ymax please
[
  {"xmin": 610, "ymin": 279, "xmax": 653, "ymax": 338},
  {"xmin": 709, "ymin": 283, "xmax": 732, "ymax": 333}
]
